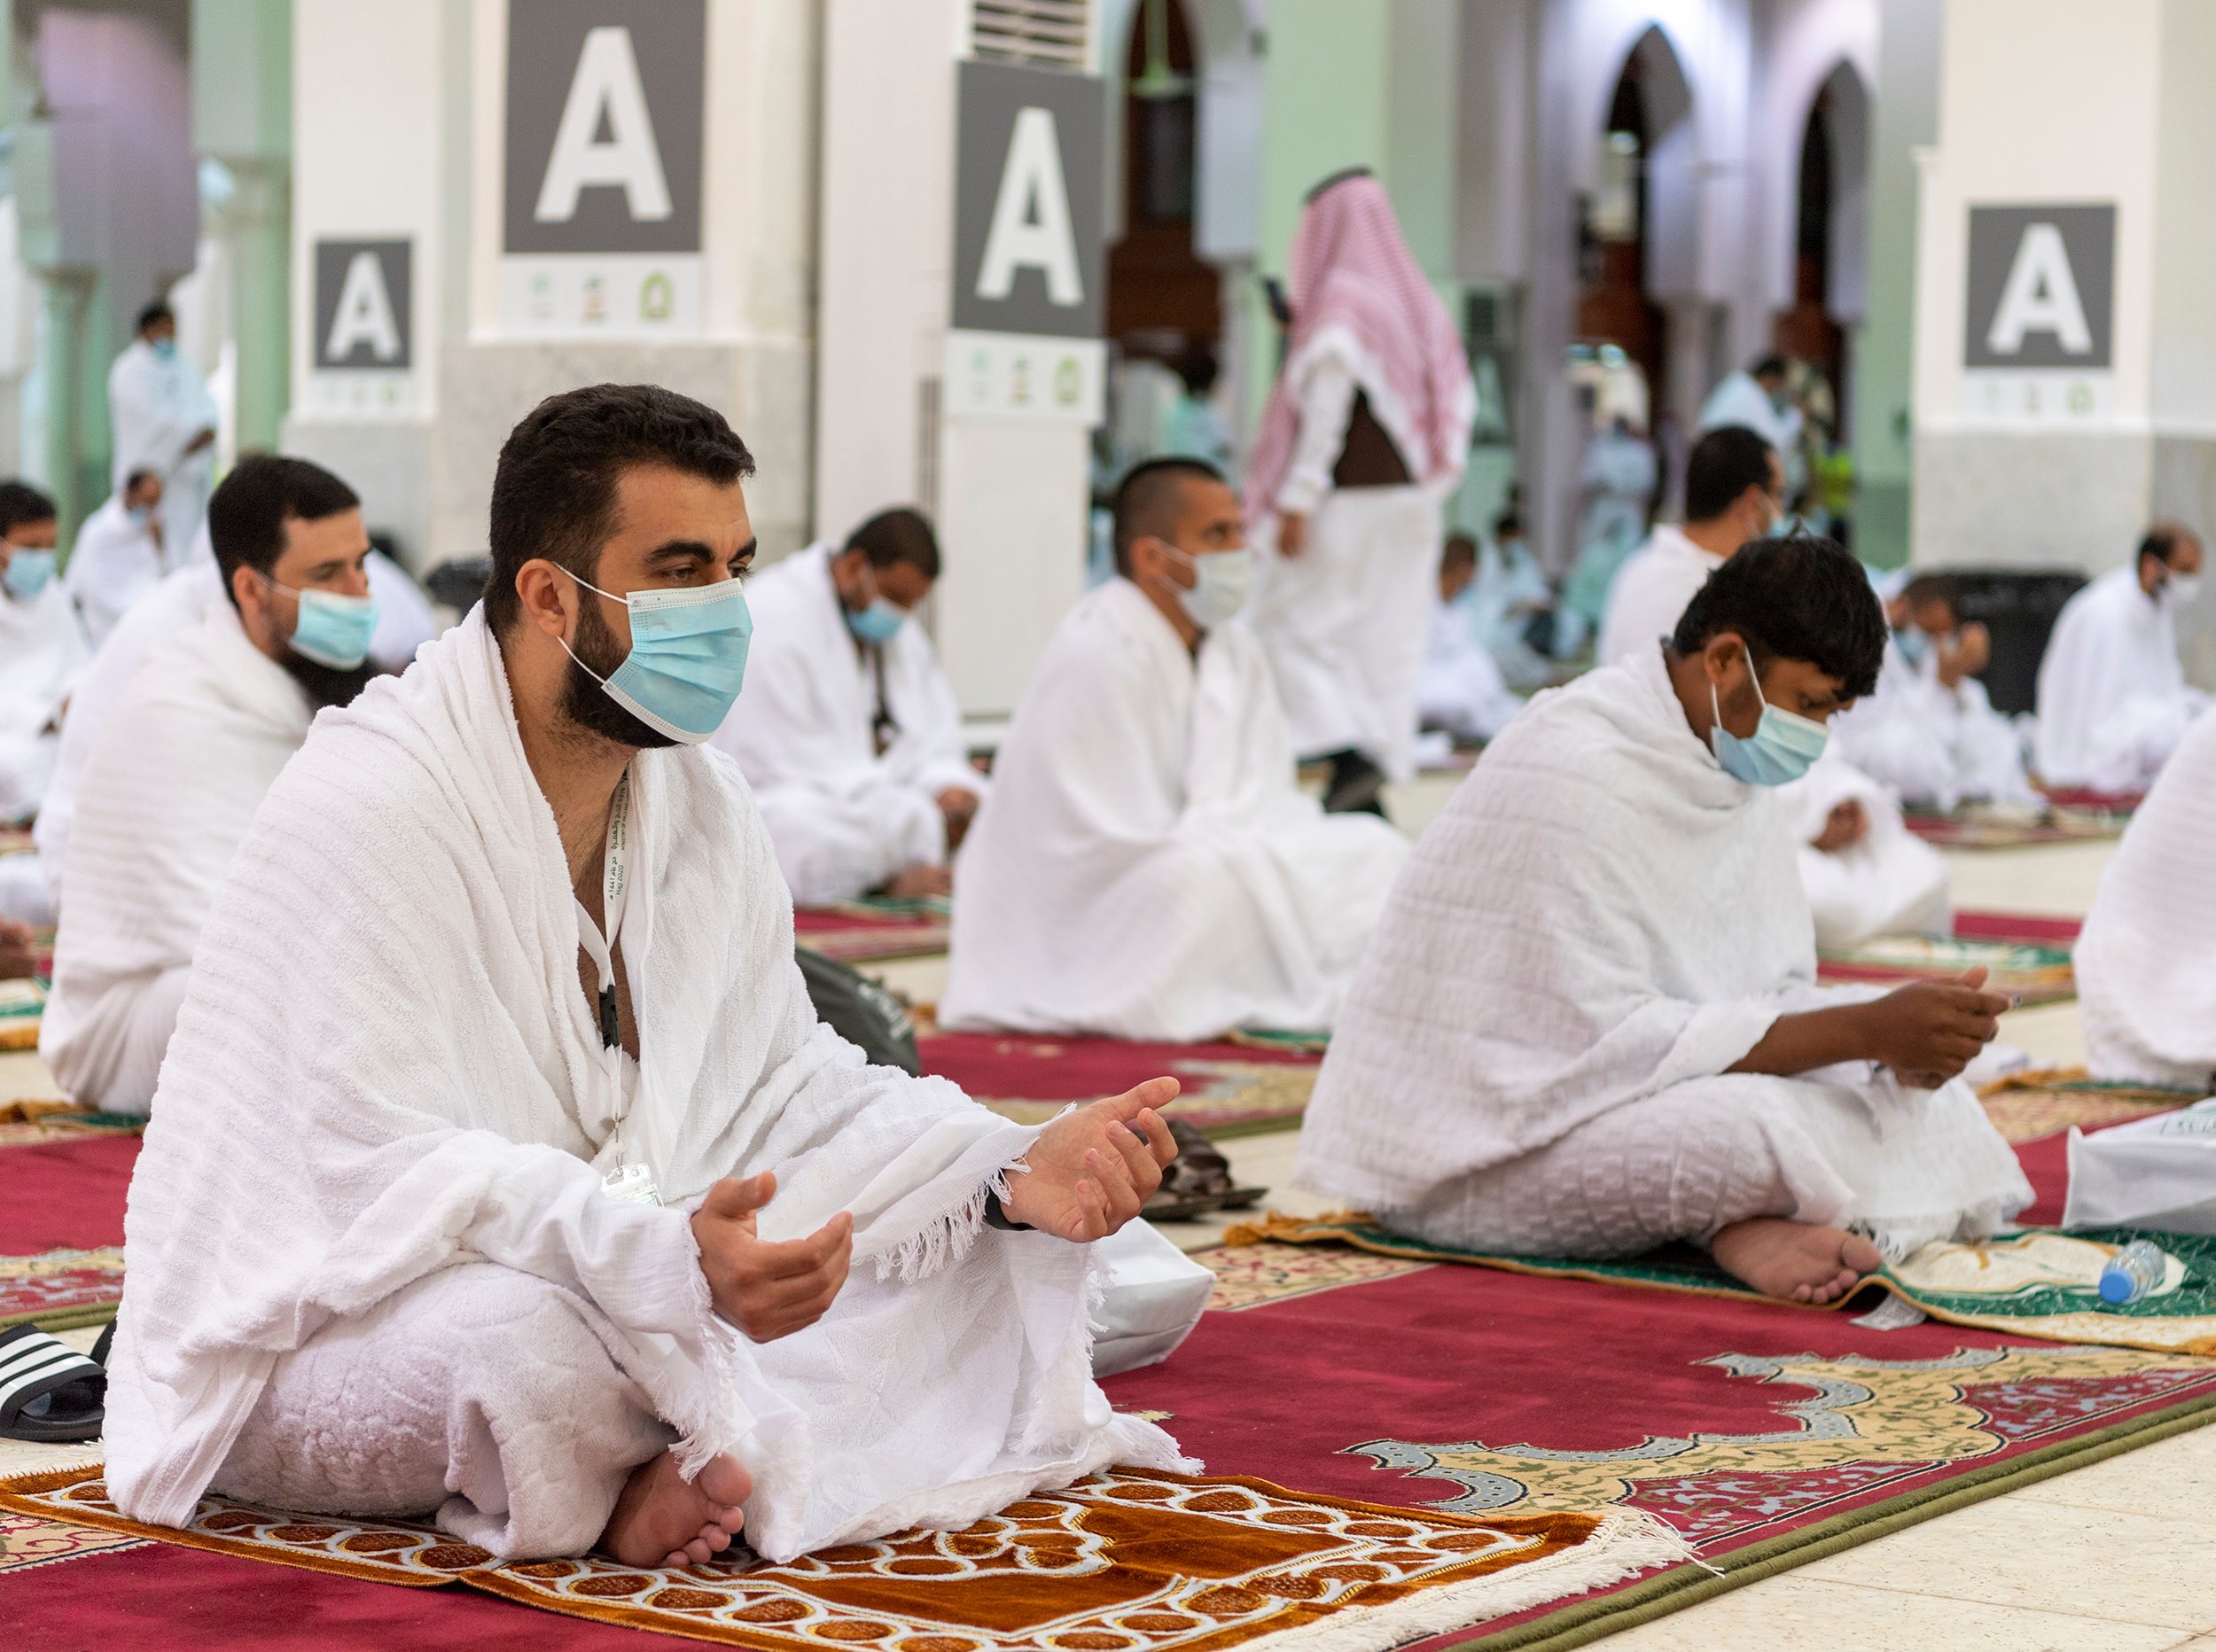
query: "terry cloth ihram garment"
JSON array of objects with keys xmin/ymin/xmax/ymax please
[
  {"xmin": 2079, "ymin": 705, "xmax": 2216, "ymax": 1087},
  {"xmin": 0, "ymin": 573, "xmax": 88, "ymax": 823},
  {"xmin": 102, "ymin": 607, "xmax": 1185, "ymax": 1562},
  {"xmin": 1293, "ymin": 644, "xmax": 2030, "ymax": 1263},
  {"xmin": 41, "ymin": 601, "xmax": 314, "ymax": 1114},
  {"xmin": 708, "ymin": 542, "xmax": 984, "ymax": 905},
  {"xmin": 940, "ymin": 578, "xmax": 1408, "ymax": 1042},
  {"xmin": 2034, "ymin": 566, "xmax": 2207, "ymax": 793}
]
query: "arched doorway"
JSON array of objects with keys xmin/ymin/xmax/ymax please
[{"xmin": 1105, "ymin": 0, "xmax": 1218, "ymax": 363}]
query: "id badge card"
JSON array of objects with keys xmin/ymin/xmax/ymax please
[{"xmin": 602, "ymin": 1161, "xmax": 662, "ymax": 1207}]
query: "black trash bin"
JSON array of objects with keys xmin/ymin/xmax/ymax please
[{"xmin": 1931, "ymin": 567, "xmax": 2087, "ymax": 717}]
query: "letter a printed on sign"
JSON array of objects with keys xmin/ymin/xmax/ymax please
[
  {"xmin": 1986, "ymin": 222, "xmax": 2094, "ymax": 355},
  {"xmin": 535, "ymin": 26, "xmax": 674, "ymax": 224},
  {"xmin": 975, "ymin": 106, "xmax": 1083, "ymax": 306},
  {"xmin": 326, "ymin": 252, "xmax": 403, "ymax": 363}
]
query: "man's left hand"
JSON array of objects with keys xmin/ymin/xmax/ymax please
[
  {"xmin": 1812, "ymin": 798, "xmax": 1868, "ymax": 854},
  {"xmin": 936, "ymin": 787, "xmax": 979, "ymax": 851},
  {"xmin": 0, "ymin": 920, "xmax": 34, "ymax": 982},
  {"xmin": 1000, "ymin": 1078, "xmax": 1180, "ymax": 1242}
]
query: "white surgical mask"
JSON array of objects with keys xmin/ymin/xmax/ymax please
[
  {"xmin": 1161, "ymin": 543, "xmax": 1254, "ymax": 630},
  {"xmin": 2168, "ymin": 573, "xmax": 2204, "ymax": 607}
]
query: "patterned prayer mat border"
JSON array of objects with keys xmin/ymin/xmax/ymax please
[
  {"xmin": 1223, "ymin": 1215, "xmax": 2216, "ymax": 1357},
  {"xmin": 0, "ymin": 1246, "xmax": 124, "ymax": 1330},
  {"xmin": 0, "ymin": 1467, "xmax": 1689, "ymax": 1652},
  {"xmin": 1901, "ymin": 807, "xmax": 2128, "ymax": 849},
  {"xmin": 797, "ymin": 925, "xmax": 952, "ymax": 964}
]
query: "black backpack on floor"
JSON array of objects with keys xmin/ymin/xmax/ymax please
[{"xmin": 795, "ymin": 946, "xmax": 921, "ymax": 1075}]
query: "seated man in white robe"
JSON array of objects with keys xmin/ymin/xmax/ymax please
[
  {"xmin": 1597, "ymin": 425, "xmax": 1780, "ymax": 669},
  {"xmin": 1833, "ymin": 573, "xmax": 2032, "ymax": 810},
  {"xmin": 710, "ymin": 509, "xmax": 980, "ymax": 904},
  {"xmin": 2034, "ymin": 523, "xmax": 2208, "ymax": 794},
  {"xmin": 1698, "ymin": 354, "xmax": 1804, "ymax": 493},
  {"xmin": 105, "ymin": 385, "xmax": 1184, "ymax": 1570},
  {"xmin": 0, "ymin": 482, "xmax": 82, "ymax": 829},
  {"xmin": 1416, "ymin": 534, "xmax": 1523, "ymax": 742},
  {"xmin": 942, "ymin": 457, "xmax": 1408, "ymax": 1042},
  {"xmin": 41, "ymin": 456, "xmax": 378, "ymax": 1115},
  {"xmin": 65, "ymin": 468, "xmax": 169, "ymax": 648},
  {"xmin": 1297, "ymin": 536, "xmax": 2029, "ymax": 1303},
  {"xmin": 2077, "ymin": 705, "xmax": 2216, "ymax": 1087}
]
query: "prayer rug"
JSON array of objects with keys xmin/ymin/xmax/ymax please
[
  {"xmin": 0, "ymin": 1466, "xmax": 1682, "ymax": 1652},
  {"xmin": 1815, "ymin": 932, "xmax": 2074, "ymax": 1005},
  {"xmin": 919, "ymin": 1032, "xmax": 1320, "ymax": 1138},
  {"xmin": 0, "ymin": 979, "xmax": 40, "ymax": 1055},
  {"xmin": 794, "ymin": 901, "xmax": 950, "ymax": 964},
  {"xmin": 1902, "ymin": 800, "xmax": 2127, "ymax": 848},
  {"xmin": 0, "ymin": 1247, "xmax": 124, "ymax": 1331}
]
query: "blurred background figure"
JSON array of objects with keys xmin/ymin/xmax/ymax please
[
  {"xmin": 1559, "ymin": 410, "xmax": 1658, "ymax": 651},
  {"xmin": 1245, "ymin": 169, "xmax": 1474, "ymax": 816},
  {"xmin": 1699, "ymin": 354, "xmax": 1805, "ymax": 498},
  {"xmin": 1416, "ymin": 534, "xmax": 1524, "ymax": 744},
  {"xmin": 66, "ymin": 467, "xmax": 169, "ymax": 648},
  {"xmin": 1466, "ymin": 508, "xmax": 1559, "ymax": 691},
  {"xmin": 1158, "ymin": 345, "xmax": 1234, "ymax": 472},
  {"xmin": 108, "ymin": 302, "xmax": 220, "ymax": 560}
]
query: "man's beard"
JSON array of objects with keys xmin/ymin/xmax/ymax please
[
  {"xmin": 277, "ymin": 649, "xmax": 379, "ymax": 712},
  {"xmin": 558, "ymin": 590, "xmax": 677, "ymax": 750}
]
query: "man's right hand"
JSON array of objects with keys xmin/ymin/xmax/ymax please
[
  {"xmin": 184, "ymin": 426, "xmax": 216, "ymax": 456},
  {"xmin": 0, "ymin": 919, "xmax": 34, "ymax": 981},
  {"xmin": 1276, "ymin": 510, "xmax": 1308, "ymax": 557},
  {"xmin": 690, "ymin": 1172, "xmax": 852, "ymax": 1343},
  {"xmin": 1863, "ymin": 968, "xmax": 2009, "ymax": 1087},
  {"xmin": 879, "ymin": 863, "xmax": 953, "ymax": 900}
]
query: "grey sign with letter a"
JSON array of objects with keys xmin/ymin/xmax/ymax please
[
  {"xmin": 314, "ymin": 239, "xmax": 411, "ymax": 370},
  {"xmin": 1963, "ymin": 204, "xmax": 2115, "ymax": 370},
  {"xmin": 503, "ymin": 0, "xmax": 705, "ymax": 256},
  {"xmin": 951, "ymin": 58, "xmax": 1106, "ymax": 339}
]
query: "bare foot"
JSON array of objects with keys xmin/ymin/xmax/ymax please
[
  {"xmin": 1711, "ymin": 1219, "xmax": 1883, "ymax": 1305},
  {"xmin": 599, "ymin": 1450, "xmax": 752, "ymax": 1569}
]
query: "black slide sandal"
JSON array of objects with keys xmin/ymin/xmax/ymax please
[{"xmin": 0, "ymin": 1323, "xmax": 109, "ymax": 1443}]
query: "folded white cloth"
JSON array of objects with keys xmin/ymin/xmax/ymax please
[{"xmin": 104, "ymin": 608, "xmax": 1185, "ymax": 1560}]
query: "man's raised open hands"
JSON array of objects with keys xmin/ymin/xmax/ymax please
[
  {"xmin": 1002, "ymin": 1078, "xmax": 1181, "ymax": 1242},
  {"xmin": 690, "ymin": 1172, "xmax": 853, "ymax": 1343}
]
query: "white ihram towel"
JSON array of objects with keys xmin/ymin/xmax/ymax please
[{"xmin": 104, "ymin": 609, "xmax": 1184, "ymax": 1559}]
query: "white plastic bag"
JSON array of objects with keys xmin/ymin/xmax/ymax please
[
  {"xmin": 2063, "ymin": 1096, "xmax": 2216, "ymax": 1233},
  {"xmin": 1089, "ymin": 1220, "xmax": 1215, "ymax": 1376}
]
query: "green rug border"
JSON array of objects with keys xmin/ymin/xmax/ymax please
[
  {"xmin": 1445, "ymin": 1389, "xmax": 2216, "ymax": 1651},
  {"xmin": 0, "ymin": 1300, "xmax": 116, "ymax": 1332}
]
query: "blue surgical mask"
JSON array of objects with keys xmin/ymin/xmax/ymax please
[
  {"xmin": 127, "ymin": 504, "xmax": 152, "ymax": 528},
  {"xmin": 151, "ymin": 338, "xmax": 177, "ymax": 362},
  {"xmin": 1164, "ymin": 543, "xmax": 1255, "ymax": 630},
  {"xmin": 562, "ymin": 571, "xmax": 753, "ymax": 744},
  {"xmin": 261, "ymin": 574, "xmax": 378, "ymax": 668},
  {"xmin": 845, "ymin": 597, "xmax": 906, "ymax": 645},
  {"xmin": 1895, "ymin": 628, "xmax": 1931, "ymax": 667},
  {"xmin": 3, "ymin": 547, "xmax": 54, "ymax": 601},
  {"xmin": 1709, "ymin": 646, "xmax": 1829, "ymax": 787}
]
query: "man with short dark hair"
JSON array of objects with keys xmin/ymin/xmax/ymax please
[
  {"xmin": 2034, "ymin": 521, "xmax": 2209, "ymax": 793},
  {"xmin": 65, "ymin": 466, "xmax": 169, "ymax": 647},
  {"xmin": 105, "ymin": 384, "xmax": 1183, "ymax": 1570},
  {"xmin": 1299, "ymin": 536, "xmax": 2029, "ymax": 1303},
  {"xmin": 943, "ymin": 456, "xmax": 1407, "ymax": 1040},
  {"xmin": 0, "ymin": 481, "xmax": 81, "ymax": 837},
  {"xmin": 42, "ymin": 454, "xmax": 376, "ymax": 1114},
  {"xmin": 1597, "ymin": 425, "xmax": 1781, "ymax": 666},
  {"xmin": 1699, "ymin": 353, "xmax": 1803, "ymax": 475},
  {"xmin": 708, "ymin": 507, "xmax": 982, "ymax": 904},
  {"xmin": 1416, "ymin": 533, "xmax": 1523, "ymax": 741},
  {"xmin": 107, "ymin": 300, "xmax": 220, "ymax": 555}
]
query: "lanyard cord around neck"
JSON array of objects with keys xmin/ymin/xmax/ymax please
[{"xmin": 573, "ymin": 775, "xmax": 631, "ymax": 1101}]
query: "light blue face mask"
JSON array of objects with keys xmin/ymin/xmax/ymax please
[
  {"xmin": 1895, "ymin": 627, "xmax": 1931, "ymax": 667},
  {"xmin": 2, "ymin": 548, "xmax": 54, "ymax": 601},
  {"xmin": 845, "ymin": 597, "xmax": 906, "ymax": 645},
  {"xmin": 151, "ymin": 338, "xmax": 177, "ymax": 362},
  {"xmin": 563, "ymin": 571, "xmax": 753, "ymax": 744},
  {"xmin": 263, "ymin": 575, "xmax": 378, "ymax": 668},
  {"xmin": 1709, "ymin": 645, "xmax": 1829, "ymax": 787},
  {"xmin": 127, "ymin": 504, "xmax": 153, "ymax": 528}
]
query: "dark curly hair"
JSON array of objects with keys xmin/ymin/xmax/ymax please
[
  {"xmin": 484, "ymin": 384, "xmax": 754, "ymax": 634},
  {"xmin": 1671, "ymin": 534, "xmax": 1886, "ymax": 701}
]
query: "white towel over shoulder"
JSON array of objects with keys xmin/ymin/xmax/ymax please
[{"xmin": 104, "ymin": 609, "xmax": 1182, "ymax": 1560}]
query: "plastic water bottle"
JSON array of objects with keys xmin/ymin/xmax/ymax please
[{"xmin": 2098, "ymin": 1240, "xmax": 2167, "ymax": 1305}]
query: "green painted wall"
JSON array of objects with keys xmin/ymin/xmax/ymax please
[{"xmin": 193, "ymin": 0, "xmax": 293, "ymax": 454}]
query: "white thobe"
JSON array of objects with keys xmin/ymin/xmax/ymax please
[
  {"xmin": 2079, "ymin": 705, "xmax": 2216, "ymax": 1086},
  {"xmin": 1247, "ymin": 349, "xmax": 1454, "ymax": 781},
  {"xmin": 941, "ymin": 579, "xmax": 1409, "ymax": 1041},
  {"xmin": 1295, "ymin": 646, "xmax": 2028, "ymax": 1263},
  {"xmin": 2033, "ymin": 567, "xmax": 2207, "ymax": 793},
  {"xmin": 1416, "ymin": 596, "xmax": 1523, "ymax": 741},
  {"xmin": 103, "ymin": 608, "xmax": 1182, "ymax": 1559},
  {"xmin": 1596, "ymin": 525, "xmax": 1722, "ymax": 667},
  {"xmin": 1830, "ymin": 639, "xmax": 2032, "ymax": 810},
  {"xmin": 709, "ymin": 543, "xmax": 984, "ymax": 906},
  {"xmin": 1781, "ymin": 750, "xmax": 1952, "ymax": 951},
  {"xmin": 108, "ymin": 339, "xmax": 220, "ymax": 557},
  {"xmin": 32, "ymin": 564, "xmax": 224, "ymax": 901},
  {"xmin": 41, "ymin": 604, "xmax": 313, "ymax": 1113},
  {"xmin": 0, "ymin": 577, "xmax": 89, "ymax": 822},
  {"xmin": 1699, "ymin": 371, "xmax": 1804, "ymax": 491},
  {"xmin": 65, "ymin": 496, "xmax": 169, "ymax": 649}
]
